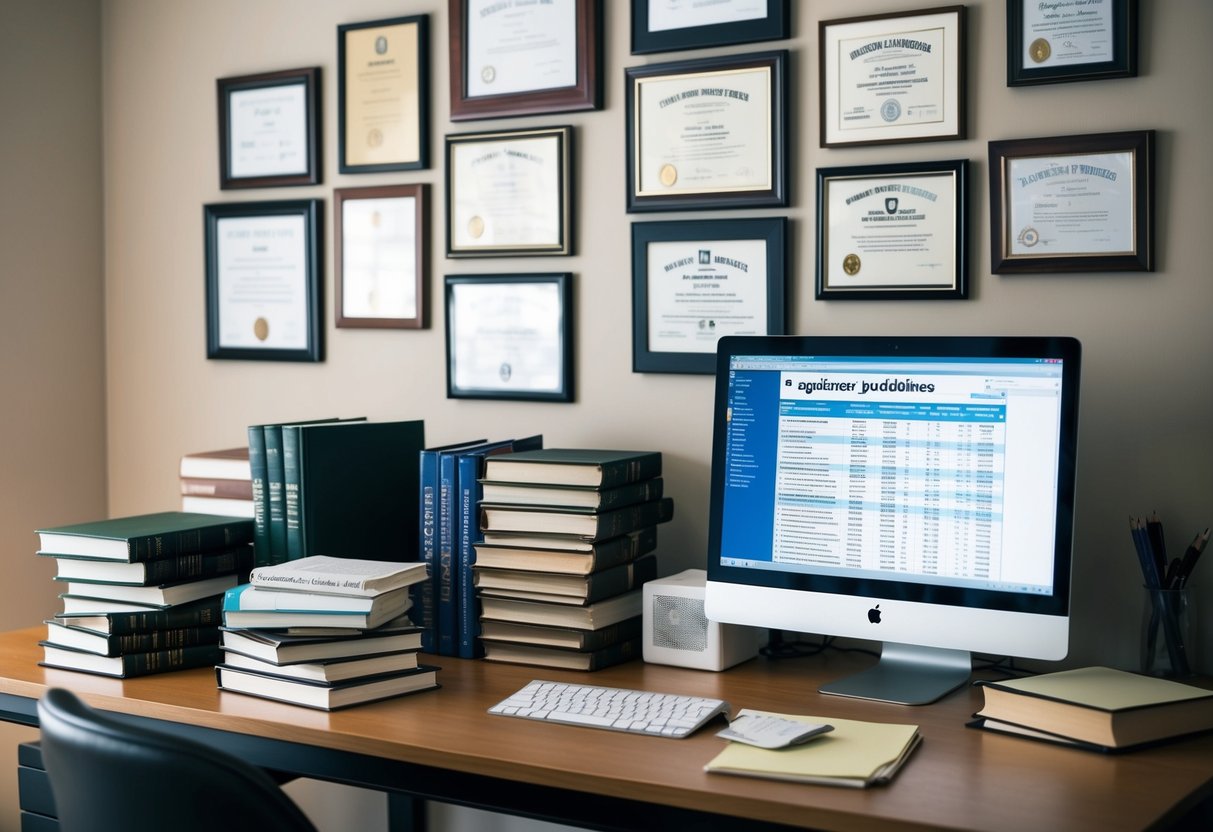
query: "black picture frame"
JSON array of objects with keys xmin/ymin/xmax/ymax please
[
  {"xmin": 625, "ymin": 50, "xmax": 788, "ymax": 213},
  {"xmin": 445, "ymin": 126, "xmax": 573, "ymax": 258},
  {"xmin": 1007, "ymin": 0, "xmax": 1137, "ymax": 86},
  {"xmin": 630, "ymin": 0, "xmax": 791, "ymax": 55},
  {"xmin": 988, "ymin": 130, "xmax": 1154, "ymax": 274},
  {"xmin": 819, "ymin": 6, "xmax": 966, "ymax": 148},
  {"xmin": 448, "ymin": 0, "xmax": 603, "ymax": 121},
  {"xmin": 338, "ymin": 14, "xmax": 430, "ymax": 173},
  {"xmin": 632, "ymin": 217, "xmax": 786, "ymax": 374},
  {"xmin": 335, "ymin": 184, "xmax": 429, "ymax": 330},
  {"xmin": 444, "ymin": 274, "xmax": 574, "ymax": 402},
  {"xmin": 816, "ymin": 159, "xmax": 968, "ymax": 300},
  {"xmin": 204, "ymin": 200, "xmax": 323, "ymax": 362},
  {"xmin": 217, "ymin": 67, "xmax": 321, "ymax": 190}
]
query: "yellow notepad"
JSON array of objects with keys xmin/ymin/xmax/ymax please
[{"xmin": 705, "ymin": 710, "xmax": 921, "ymax": 788}]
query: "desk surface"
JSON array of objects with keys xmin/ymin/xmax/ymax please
[{"xmin": 1, "ymin": 626, "xmax": 1210, "ymax": 832}]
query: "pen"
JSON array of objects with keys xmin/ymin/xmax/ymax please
[{"xmin": 1147, "ymin": 512, "xmax": 1168, "ymax": 585}]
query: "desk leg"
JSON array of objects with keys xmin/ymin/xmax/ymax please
[{"xmin": 388, "ymin": 792, "xmax": 425, "ymax": 832}]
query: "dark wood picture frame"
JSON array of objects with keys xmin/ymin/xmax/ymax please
[
  {"xmin": 816, "ymin": 159, "xmax": 968, "ymax": 300},
  {"xmin": 334, "ymin": 184, "xmax": 429, "ymax": 329},
  {"xmin": 445, "ymin": 126, "xmax": 573, "ymax": 258},
  {"xmin": 1007, "ymin": 0, "xmax": 1137, "ymax": 86},
  {"xmin": 632, "ymin": 217, "xmax": 786, "ymax": 374},
  {"xmin": 444, "ymin": 274, "xmax": 574, "ymax": 402},
  {"xmin": 630, "ymin": 0, "xmax": 791, "ymax": 55},
  {"xmin": 204, "ymin": 200, "xmax": 323, "ymax": 362},
  {"xmin": 988, "ymin": 130, "xmax": 1154, "ymax": 274},
  {"xmin": 819, "ymin": 6, "xmax": 966, "ymax": 148},
  {"xmin": 217, "ymin": 67, "xmax": 321, "ymax": 190},
  {"xmin": 448, "ymin": 0, "xmax": 602, "ymax": 121},
  {"xmin": 338, "ymin": 14, "xmax": 430, "ymax": 173},
  {"xmin": 625, "ymin": 50, "xmax": 788, "ymax": 213}
]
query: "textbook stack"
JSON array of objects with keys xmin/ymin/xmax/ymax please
[
  {"xmin": 473, "ymin": 449, "xmax": 672, "ymax": 671},
  {"xmin": 35, "ymin": 512, "xmax": 254, "ymax": 678},
  {"xmin": 216, "ymin": 556, "xmax": 438, "ymax": 710},
  {"xmin": 179, "ymin": 446, "xmax": 254, "ymax": 518}
]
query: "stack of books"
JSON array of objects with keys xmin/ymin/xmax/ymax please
[
  {"xmin": 179, "ymin": 446, "xmax": 253, "ymax": 518},
  {"xmin": 36, "ymin": 512, "xmax": 254, "ymax": 677},
  {"xmin": 969, "ymin": 665, "xmax": 1213, "ymax": 751},
  {"xmin": 216, "ymin": 556, "xmax": 438, "ymax": 710},
  {"xmin": 246, "ymin": 417, "xmax": 425, "ymax": 566},
  {"xmin": 472, "ymin": 449, "xmax": 672, "ymax": 671}
]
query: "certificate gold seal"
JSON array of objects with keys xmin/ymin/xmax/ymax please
[
  {"xmin": 468, "ymin": 215, "xmax": 485, "ymax": 239},
  {"xmin": 367, "ymin": 128, "xmax": 383, "ymax": 148},
  {"xmin": 842, "ymin": 254, "xmax": 861, "ymax": 276},
  {"xmin": 253, "ymin": 317, "xmax": 270, "ymax": 342},
  {"xmin": 1017, "ymin": 227, "xmax": 1040, "ymax": 247},
  {"xmin": 481, "ymin": 65, "xmax": 496, "ymax": 84},
  {"xmin": 1029, "ymin": 38, "xmax": 1051, "ymax": 63},
  {"xmin": 659, "ymin": 164, "xmax": 678, "ymax": 187}
]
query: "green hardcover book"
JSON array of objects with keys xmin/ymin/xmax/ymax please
[
  {"xmin": 479, "ymin": 498, "xmax": 674, "ymax": 542},
  {"xmin": 36, "ymin": 512, "xmax": 253, "ymax": 563},
  {"xmin": 42, "ymin": 544, "xmax": 252, "ymax": 586},
  {"xmin": 482, "ymin": 637, "xmax": 642, "ymax": 671},
  {"xmin": 478, "ymin": 478, "xmax": 664, "ymax": 511},
  {"xmin": 39, "ymin": 641, "xmax": 223, "ymax": 678},
  {"xmin": 261, "ymin": 418, "xmax": 343, "ymax": 566},
  {"xmin": 247, "ymin": 424, "xmax": 271, "ymax": 566},
  {"xmin": 473, "ymin": 527, "xmax": 658, "ymax": 574},
  {"xmin": 54, "ymin": 595, "xmax": 224, "ymax": 635},
  {"xmin": 479, "ymin": 616, "xmax": 643, "ymax": 651},
  {"xmin": 44, "ymin": 620, "xmax": 221, "ymax": 657},
  {"xmin": 475, "ymin": 555, "xmax": 658, "ymax": 605},
  {"xmin": 291, "ymin": 419, "xmax": 426, "ymax": 561},
  {"xmin": 482, "ymin": 449, "xmax": 662, "ymax": 488}
]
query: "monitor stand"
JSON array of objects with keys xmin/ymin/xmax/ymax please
[{"xmin": 819, "ymin": 643, "xmax": 972, "ymax": 705}]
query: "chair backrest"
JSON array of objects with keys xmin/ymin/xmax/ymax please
[{"xmin": 37, "ymin": 687, "xmax": 318, "ymax": 832}]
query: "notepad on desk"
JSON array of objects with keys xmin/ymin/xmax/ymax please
[{"xmin": 704, "ymin": 710, "xmax": 921, "ymax": 788}]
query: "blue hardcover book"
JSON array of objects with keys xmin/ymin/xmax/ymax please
[
  {"xmin": 455, "ymin": 435, "xmax": 543, "ymax": 659},
  {"xmin": 416, "ymin": 439, "xmax": 485, "ymax": 654}
]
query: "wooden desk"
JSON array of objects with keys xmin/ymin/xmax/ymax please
[{"xmin": 1, "ymin": 626, "xmax": 1210, "ymax": 832}]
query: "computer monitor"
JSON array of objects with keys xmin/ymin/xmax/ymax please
[{"xmin": 704, "ymin": 335, "xmax": 1081, "ymax": 705}]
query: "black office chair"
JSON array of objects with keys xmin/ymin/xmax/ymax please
[{"xmin": 37, "ymin": 687, "xmax": 318, "ymax": 832}]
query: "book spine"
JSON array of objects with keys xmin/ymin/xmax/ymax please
[
  {"xmin": 584, "ymin": 555, "xmax": 658, "ymax": 603},
  {"xmin": 118, "ymin": 643, "xmax": 223, "ymax": 677},
  {"xmin": 598, "ymin": 454, "xmax": 662, "ymax": 488},
  {"xmin": 247, "ymin": 425, "xmax": 271, "ymax": 567},
  {"xmin": 415, "ymin": 450, "xmax": 440, "ymax": 653},
  {"xmin": 107, "ymin": 625, "xmax": 221, "ymax": 656},
  {"xmin": 436, "ymin": 452, "xmax": 459, "ymax": 656},
  {"xmin": 180, "ymin": 477, "xmax": 254, "ymax": 500},
  {"xmin": 126, "ymin": 520, "xmax": 254, "ymax": 562},
  {"xmin": 597, "ymin": 478, "xmax": 664, "ymax": 511},
  {"xmin": 594, "ymin": 498, "xmax": 674, "ymax": 540},
  {"xmin": 264, "ymin": 425, "xmax": 288, "ymax": 564},
  {"xmin": 576, "ymin": 617, "xmax": 643, "ymax": 650},
  {"xmin": 140, "ymin": 545, "xmax": 252, "ymax": 586},
  {"xmin": 584, "ymin": 638, "xmax": 642, "ymax": 671},
  {"xmin": 98, "ymin": 598, "xmax": 223, "ymax": 635},
  {"xmin": 457, "ymin": 453, "xmax": 484, "ymax": 659},
  {"xmin": 282, "ymin": 425, "xmax": 304, "ymax": 562}
]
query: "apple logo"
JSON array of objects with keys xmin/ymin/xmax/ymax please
[{"xmin": 867, "ymin": 605, "xmax": 882, "ymax": 624}]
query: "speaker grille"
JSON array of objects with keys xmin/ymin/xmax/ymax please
[{"xmin": 652, "ymin": 595, "xmax": 708, "ymax": 652}]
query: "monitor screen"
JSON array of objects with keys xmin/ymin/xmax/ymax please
[{"xmin": 704, "ymin": 335, "xmax": 1081, "ymax": 704}]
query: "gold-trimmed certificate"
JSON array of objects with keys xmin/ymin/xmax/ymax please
[
  {"xmin": 339, "ymin": 16, "xmax": 427, "ymax": 171},
  {"xmin": 1020, "ymin": 0, "xmax": 1114, "ymax": 68},
  {"xmin": 817, "ymin": 161, "xmax": 967, "ymax": 300},
  {"xmin": 820, "ymin": 8, "xmax": 964, "ymax": 147}
]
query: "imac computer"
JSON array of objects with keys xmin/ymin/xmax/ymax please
[{"xmin": 704, "ymin": 335, "xmax": 1081, "ymax": 705}]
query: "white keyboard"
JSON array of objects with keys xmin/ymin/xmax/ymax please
[{"xmin": 488, "ymin": 680, "xmax": 730, "ymax": 738}]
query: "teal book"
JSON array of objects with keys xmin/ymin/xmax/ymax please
[
  {"xmin": 455, "ymin": 435, "xmax": 544, "ymax": 659},
  {"xmin": 290, "ymin": 419, "xmax": 426, "ymax": 562},
  {"xmin": 416, "ymin": 438, "xmax": 486, "ymax": 653},
  {"xmin": 36, "ymin": 512, "xmax": 253, "ymax": 563},
  {"xmin": 481, "ymin": 449, "xmax": 662, "ymax": 488}
]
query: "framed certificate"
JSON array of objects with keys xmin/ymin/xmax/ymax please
[
  {"xmin": 444, "ymin": 274, "xmax": 573, "ymax": 402},
  {"xmin": 335, "ymin": 184, "xmax": 428, "ymax": 329},
  {"xmin": 819, "ymin": 6, "xmax": 965, "ymax": 148},
  {"xmin": 338, "ymin": 15, "xmax": 429, "ymax": 173},
  {"xmin": 631, "ymin": 0, "xmax": 790, "ymax": 55},
  {"xmin": 988, "ymin": 130, "xmax": 1154, "ymax": 274},
  {"xmin": 448, "ymin": 0, "xmax": 602, "ymax": 121},
  {"xmin": 217, "ymin": 67, "xmax": 320, "ymax": 189},
  {"xmin": 445, "ymin": 126, "xmax": 572, "ymax": 257},
  {"xmin": 632, "ymin": 217, "xmax": 786, "ymax": 373},
  {"xmin": 816, "ymin": 160, "xmax": 968, "ymax": 300},
  {"xmin": 204, "ymin": 200, "xmax": 323, "ymax": 362},
  {"xmin": 626, "ymin": 51, "xmax": 787, "ymax": 212},
  {"xmin": 1007, "ymin": 0, "xmax": 1137, "ymax": 86}
]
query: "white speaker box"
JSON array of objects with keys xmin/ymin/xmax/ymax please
[{"xmin": 643, "ymin": 568, "xmax": 767, "ymax": 671}]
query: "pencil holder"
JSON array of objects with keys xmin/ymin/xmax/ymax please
[{"xmin": 1139, "ymin": 586, "xmax": 1197, "ymax": 678}]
